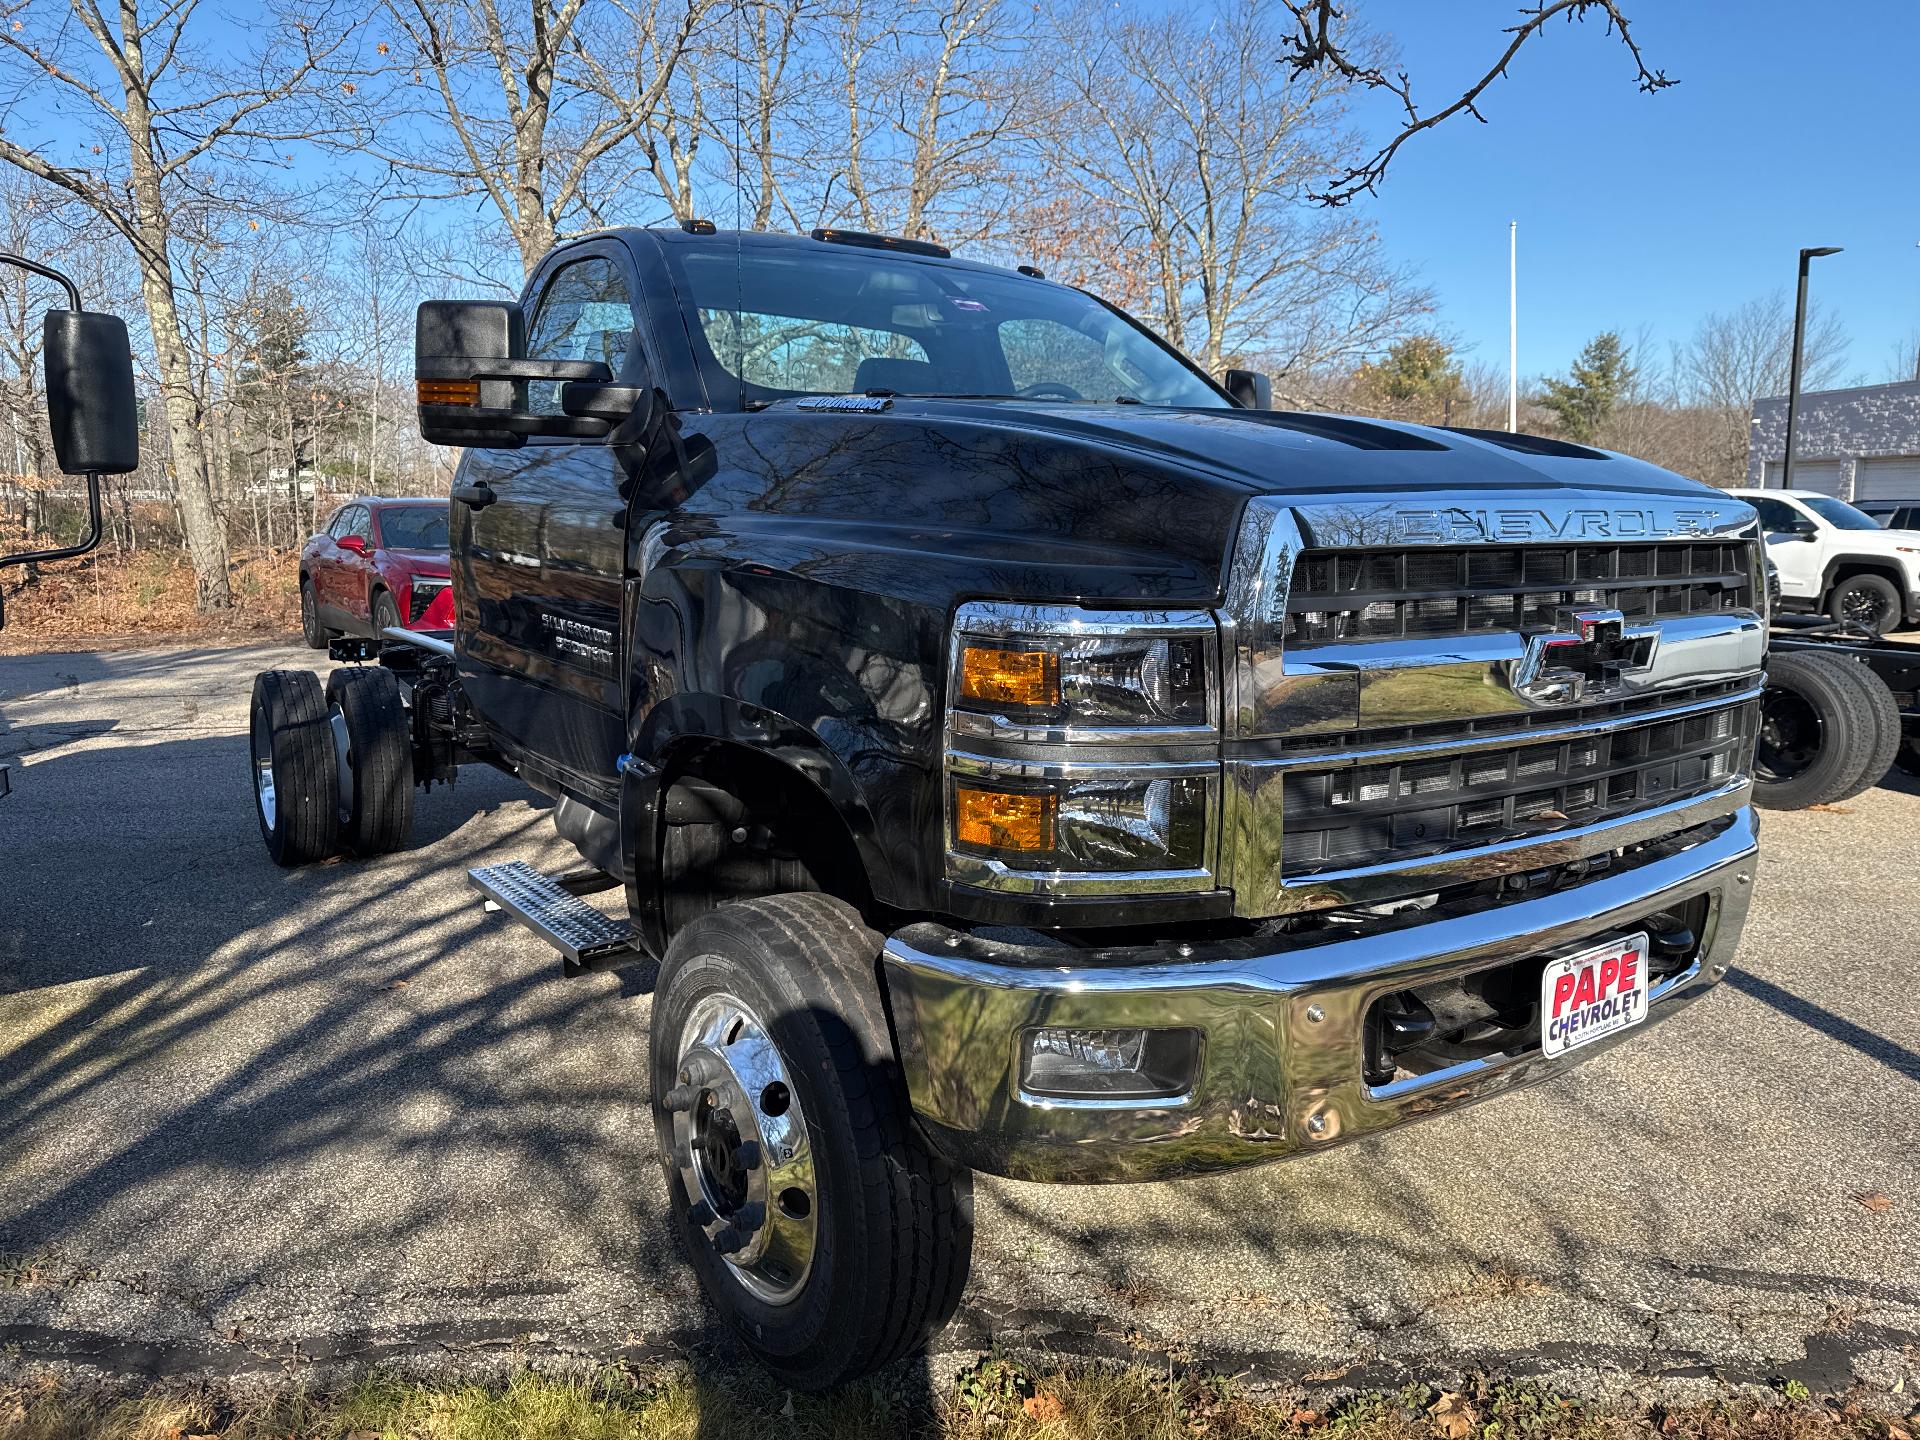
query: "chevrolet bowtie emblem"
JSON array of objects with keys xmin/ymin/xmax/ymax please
[{"xmin": 1508, "ymin": 606, "xmax": 1660, "ymax": 706}]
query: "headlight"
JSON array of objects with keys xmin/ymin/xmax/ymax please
[
  {"xmin": 949, "ymin": 602, "xmax": 1217, "ymax": 741},
  {"xmin": 943, "ymin": 602, "xmax": 1222, "ymax": 897}
]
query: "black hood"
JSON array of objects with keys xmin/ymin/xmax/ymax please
[{"xmin": 673, "ymin": 400, "xmax": 1746, "ymax": 609}]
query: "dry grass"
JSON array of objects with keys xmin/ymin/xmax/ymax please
[
  {"xmin": 0, "ymin": 541, "xmax": 299, "ymax": 655},
  {"xmin": 1, "ymin": 1361, "xmax": 1908, "ymax": 1440}
]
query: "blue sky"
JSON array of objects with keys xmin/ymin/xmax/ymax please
[{"xmin": 1352, "ymin": 0, "xmax": 1920, "ymax": 385}]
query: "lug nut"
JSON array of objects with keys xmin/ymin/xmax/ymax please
[
  {"xmin": 735, "ymin": 1140, "xmax": 762, "ymax": 1170},
  {"xmin": 733, "ymin": 1202, "xmax": 766, "ymax": 1233},
  {"xmin": 687, "ymin": 1199, "xmax": 715, "ymax": 1227},
  {"xmin": 662, "ymin": 1085, "xmax": 698, "ymax": 1113},
  {"xmin": 712, "ymin": 1226, "xmax": 747, "ymax": 1255}
]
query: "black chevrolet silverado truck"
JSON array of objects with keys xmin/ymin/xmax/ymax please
[{"xmin": 244, "ymin": 225, "xmax": 1768, "ymax": 1387}]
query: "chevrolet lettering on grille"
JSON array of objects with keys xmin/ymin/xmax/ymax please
[{"xmin": 1508, "ymin": 606, "xmax": 1660, "ymax": 706}]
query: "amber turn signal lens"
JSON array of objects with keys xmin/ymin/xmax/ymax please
[
  {"xmin": 417, "ymin": 378, "xmax": 480, "ymax": 406},
  {"xmin": 959, "ymin": 644, "xmax": 1058, "ymax": 709},
  {"xmin": 954, "ymin": 783, "xmax": 1055, "ymax": 853}
]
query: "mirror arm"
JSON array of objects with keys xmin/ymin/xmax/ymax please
[
  {"xmin": 0, "ymin": 250, "xmax": 80, "ymax": 310},
  {"xmin": 469, "ymin": 358, "xmax": 613, "ymax": 384},
  {"xmin": 0, "ymin": 471, "xmax": 103, "ymax": 631}
]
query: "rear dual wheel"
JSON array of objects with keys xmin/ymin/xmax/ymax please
[
  {"xmin": 650, "ymin": 893, "xmax": 973, "ymax": 1389},
  {"xmin": 1753, "ymin": 650, "xmax": 1899, "ymax": 809},
  {"xmin": 325, "ymin": 666, "xmax": 414, "ymax": 855},
  {"xmin": 249, "ymin": 666, "xmax": 414, "ymax": 864}
]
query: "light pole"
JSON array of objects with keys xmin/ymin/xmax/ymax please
[{"xmin": 1781, "ymin": 245, "xmax": 1842, "ymax": 489}]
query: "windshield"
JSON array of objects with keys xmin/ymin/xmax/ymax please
[
  {"xmin": 1801, "ymin": 496, "xmax": 1882, "ymax": 532},
  {"xmin": 673, "ymin": 244, "xmax": 1230, "ymax": 410},
  {"xmin": 379, "ymin": 506, "xmax": 450, "ymax": 551}
]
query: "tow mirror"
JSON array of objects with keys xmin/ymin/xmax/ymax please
[
  {"xmin": 415, "ymin": 298, "xmax": 628, "ymax": 448},
  {"xmin": 46, "ymin": 310, "xmax": 139, "ymax": 475},
  {"xmin": 0, "ymin": 251, "xmax": 131, "ymax": 632},
  {"xmin": 1223, "ymin": 368, "xmax": 1273, "ymax": 410}
]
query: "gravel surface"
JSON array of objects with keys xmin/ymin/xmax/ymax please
[{"xmin": 1, "ymin": 643, "xmax": 1914, "ymax": 1400}]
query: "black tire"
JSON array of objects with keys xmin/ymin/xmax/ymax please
[
  {"xmin": 249, "ymin": 669, "xmax": 340, "ymax": 866},
  {"xmin": 1753, "ymin": 651, "xmax": 1879, "ymax": 810},
  {"xmin": 299, "ymin": 579, "xmax": 329, "ymax": 649},
  {"xmin": 325, "ymin": 666, "xmax": 415, "ymax": 854},
  {"xmin": 1819, "ymin": 653, "xmax": 1901, "ymax": 800},
  {"xmin": 1825, "ymin": 572, "xmax": 1900, "ymax": 633},
  {"xmin": 650, "ymin": 893, "xmax": 972, "ymax": 1389},
  {"xmin": 371, "ymin": 590, "xmax": 402, "ymax": 639}
]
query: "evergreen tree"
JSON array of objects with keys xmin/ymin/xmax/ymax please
[
  {"xmin": 1539, "ymin": 331, "xmax": 1637, "ymax": 443},
  {"xmin": 1356, "ymin": 334, "xmax": 1465, "ymax": 422}
]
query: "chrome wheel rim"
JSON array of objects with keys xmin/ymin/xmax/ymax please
[
  {"xmin": 669, "ymin": 988, "xmax": 817, "ymax": 1305},
  {"xmin": 251, "ymin": 711, "xmax": 277, "ymax": 830}
]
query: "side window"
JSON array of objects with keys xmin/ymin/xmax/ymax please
[
  {"xmin": 998, "ymin": 317, "xmax": 1119, "ymax": 401},
  {"xmin": 1751, "ymin": 497, "xmax": 1799, "ymax": 534},
  {"xmin": 698, "ymin": 310, "xmax": 929, "ymax": 394},
  {"xmin": 326, "ymin": 507, "xmax": 354, "ymax": 539},
  {"xmin": 525, "ymin": 256, "xmax": 635, "ymax": 414},
  {"xmin": 349, "ymin": 507, "xmax": 374, "ymax": 544}
]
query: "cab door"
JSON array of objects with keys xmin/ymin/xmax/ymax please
[
  {"xmin": 1753, "ymin": 495, "xmax": 1822, "ymax": 600},
  {"xmin": 453, "ymin": 245, "xmax": 639, "ymax": 795}
]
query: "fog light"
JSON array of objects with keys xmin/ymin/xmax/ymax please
[{"xmin": 1020, "ymin": 1026, "xmax": 1201, "ymax": 1101}]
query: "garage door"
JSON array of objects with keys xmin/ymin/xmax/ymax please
[
  {"xmin": 1762, "ymin": 459, "xmax": 1846, "ymax": 496},
  {"xmin": 1854, "ymin": 456, "xmax": 1920, "ymax": 500}
]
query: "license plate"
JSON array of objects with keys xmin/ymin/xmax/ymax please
[{"xmin": 1541, "ymin": 931, "xmax": 1650, "ymax": 1059}]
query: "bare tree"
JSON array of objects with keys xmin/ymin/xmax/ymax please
[
  {"xmin": 1892, "ymin": 329, "xmax": 1920, "ymax": 385},
  {"xmin": 807, "ymin": 0, "xmax": 1039, "ymax": 243},
  {"xmin": 1276, "ymin": 0, "xmax": 1674, "ymax": 204},
  {"xmin": 380, "ymin": 0, "xmax": 713, "ymax": 274},
  {"xmin": 1672, "ymin": 292, "xmax": 1851, "ymax": 488},
  {"xmin": 1040, "ymin": 0, "xmax": 1432, "ymax": 383},
  {"xmin": 0, "ymin": 0, "xmax": 355, "ymax": 608}
]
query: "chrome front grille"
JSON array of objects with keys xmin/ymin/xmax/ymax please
[
  {"xmin": 1218, "ymin": 494, "xmax": 1768, "ymax": 918},
  {"xmin": 1286, "ymin": 540, "xmax": 1754, "ymax": 643},
  {"xmin": 1278, "ymin": 699, "xmax": 1757, "ymax": 875}
]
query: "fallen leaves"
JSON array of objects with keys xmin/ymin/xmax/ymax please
[
  {"xmin": 1022, "ymin": 1389, "xmax": 1066, "ymax": 1422},
  {"xmin": 1806, "ymin": 803, "xmax": 1856, "ymax": 814},
  {"xmin": 1429, "ymin": 1390, "xmax": 1479, "ymax": 1440},
  {"xmin": 1855, "ymin": 1190, "xmax": 1895, "ymax": 1214}
]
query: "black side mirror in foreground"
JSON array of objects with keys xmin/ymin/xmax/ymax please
[
  {"xmin": 45, "ymin": 309, "xmax": 140, "ymax": 476},
  {"xmin": 415, "ymin": 299, "xmax": 653, "ymax": 449},
  {"xmin": 1223, "ymin": 368, "xmax": 1273, "ymax": 410},
  {"xmin": 0, "ymin": 250, "xmax": 137, "ymax": 633}
]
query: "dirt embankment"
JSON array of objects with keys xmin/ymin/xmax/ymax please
[{"xmin": 0, "ymin": 545, "xmax": 299, "ymax": 654}]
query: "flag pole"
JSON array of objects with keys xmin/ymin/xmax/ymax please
[{"xmin": 1508, "ymin": 221, "xmax": 1519, "ymax": 433}]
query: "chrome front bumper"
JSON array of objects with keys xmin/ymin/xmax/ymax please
[{"xmin": 882, "ymin": 806, "xmax": 1758, "ymax": 1183}]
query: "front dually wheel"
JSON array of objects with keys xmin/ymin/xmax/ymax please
[{"xmin": 649, "ymin": 893, "xmax": 973, "ymax": 1389}]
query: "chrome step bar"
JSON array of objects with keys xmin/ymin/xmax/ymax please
[{"xmin": 469, "ymin": 859, "xmax": 638, "ymax": 968}]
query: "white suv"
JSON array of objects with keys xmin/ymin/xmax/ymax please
[{"xmin": 1730, "ymin": 488, "xmax": 1920, "ymax": 632}]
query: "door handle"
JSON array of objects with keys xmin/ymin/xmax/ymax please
[{"xmin": 452, "ymin": 481, "xmax": 497, "ymax": 510}]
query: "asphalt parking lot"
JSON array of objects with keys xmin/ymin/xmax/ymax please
[{"xmin": 1, "ymin": 642, "xmax": 1915, "ymax": 1401}]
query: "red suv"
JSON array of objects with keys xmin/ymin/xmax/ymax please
[{"xmin": 299, "ymin": 498, "xmax": 453, "ymax": 647}]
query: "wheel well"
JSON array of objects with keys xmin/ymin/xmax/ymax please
[
  {"xmin": 653, "ymin": 741, "xmax": 875, "ymax": 943},
  {"xmin": 1824, "ymin": 558, "xmax": 1905, "ymax": 596}
]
